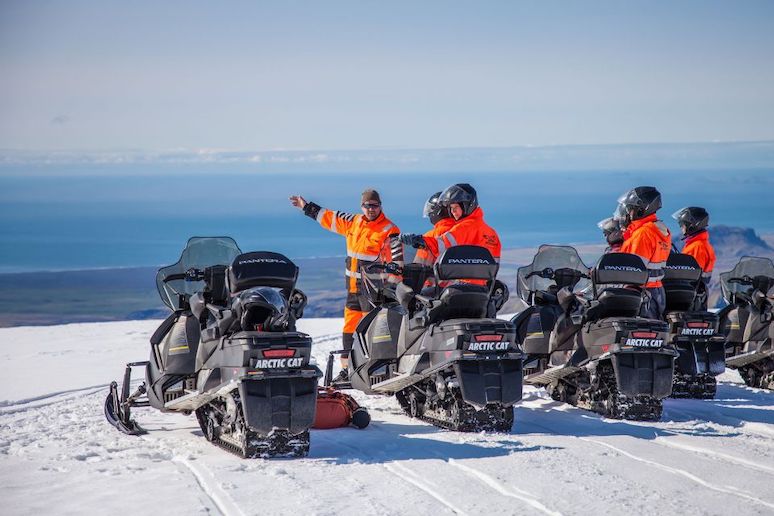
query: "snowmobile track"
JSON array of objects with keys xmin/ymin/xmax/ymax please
[
  {"xmin": 447, "ymin": 458, "xmax": 562, "ymax": 516},
  {"xmin": 580, "ymin": 438, "xmax": 774, "ymax": 511},
  {"xmin": 0, "ymin": 385, "xmax": 109, "ymax": 415},
  {"xmin": 383, "ymin": 462, "xmax": 468, "ymax": 515},
  {"xmin": 652, "ymin": 436, "xmax": 774, "ymax": 475},
  {"xmin": 172, "ymin": 456, "xmax": 245, "ymax": 516}
]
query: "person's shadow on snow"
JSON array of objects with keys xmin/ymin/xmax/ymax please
[
  {"xmin": 307, "ymin": 420, "xmax": 561, "ymax": 464},
  {"xmin": 512, "ymin": 383, "xmax": 773, "ymax": 441}
]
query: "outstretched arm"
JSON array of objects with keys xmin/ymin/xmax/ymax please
[{"xmin": 290, "ymin": 195, "xmax": 355, "ymax": 236}]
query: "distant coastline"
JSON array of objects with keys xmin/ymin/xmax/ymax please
[{"xmin": 1, "ymin": 227, "xmax": 771, "ymax": 328}]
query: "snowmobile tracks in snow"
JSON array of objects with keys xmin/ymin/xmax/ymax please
[
  {"xmin": 581, "ymin": 438, "xmax": 774, "ymax": 511},
  {"xmin": 447, "ymin": 459, "xmax": 562, "ymax": 516},
  {"xmin": 171, "ymin": 456, "xmax": 246, "ymax": 516},
  {"xmin": 651, "ymin": 436, "xmax": 774, "ymax": 475},
  {"xmin": 0, "ymin": 384, "xmax": 109, "ymax": 415},
  {"xmin": 383, "ymin": 462, "xmax": 469, "ymax": 515}
]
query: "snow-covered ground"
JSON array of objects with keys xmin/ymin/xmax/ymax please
[{"xmin": 1, "ymin": 318, "xmax": 773, "ymax": 516}]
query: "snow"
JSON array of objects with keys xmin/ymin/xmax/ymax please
[{"xmin": 1, "ymin": 318, "xmax": 773, "ymax": 516}]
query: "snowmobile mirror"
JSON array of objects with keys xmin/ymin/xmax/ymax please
[{"xmin": 289, "ymin": 289, "xmax": 308, "ymax": 319}]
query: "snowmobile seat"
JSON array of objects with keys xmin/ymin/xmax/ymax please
[
  {"xmin": 663, "ymin": 282, "xmax": 697, "ymax": 312},
  {"xmin": 586, "ymin": 287, "xmax": 643, "ymax": 320},
  {"xmin": 426, "ymin": 283, "xmax": 490, "ymax": 324}
]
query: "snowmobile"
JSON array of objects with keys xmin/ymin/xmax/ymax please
[
  {"xmin": 525, "ymin": 252, "xmax": 678, "ymax": 421},
  {"xmin": 104, "ymin": 237, "xmax": 321, "ymax": 457},
  {"xmin": 718, "ymin": 256, "xmax": 774, "ymax": 390},
  {"xmin": 662, "ymin": 252, "xmax": 726, "ymax": 398},
  {"xmin": 510, "ymin": 245, "xmax": 592, "ymax": 376},
  {"xmin": 339, "ymin": 244, "xmax": 522, "ymax": 432}
]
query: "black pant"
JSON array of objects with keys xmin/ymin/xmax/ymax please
[{"xmin": 641, "ymin": 287, "xmax": 666, "ymax": 320}]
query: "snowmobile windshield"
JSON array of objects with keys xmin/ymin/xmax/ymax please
[
  {"xmin": 156, "ymin": 237, "xmax": 243, "ymax": 310},
  {"xmin": 516, "ymin": 245, "xmax": 591, "ymax": 304},
  {"xmin": 720, "ymin": 256, "xmax": 774, "ymax": 304}
]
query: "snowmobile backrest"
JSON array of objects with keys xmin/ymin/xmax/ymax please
[
  {"xmin": 663, "ymin": 253, "xmax": 702, "ymax": 282},
  {"xmin": 228, "ymin": 252, "xmax": 299, "ymax": 295},
  {"xmin": 662, "ymin": 253, "xmax": 700, "ymax": 312},
  {"xmin": 434, "ymin": 245, "xmax": 498, "ymax": 282},
  {"xmin": 593, "ymin": 253, "xmax": 648, "ymax": 286}
]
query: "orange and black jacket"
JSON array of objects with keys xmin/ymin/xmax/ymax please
[
  {"xmin": 414, "ymin": 217, "xmax": 456, "ymax": 266},
  {"xmin": 620, "ymin": 214, "xmax": 672, "ymax": 288},
  {"xmin": 421, "ymin": 207, "xmax": 502, "ymax": 261},
  {"xmin": 682, "ymin": 230, "xmax": 716, "ymax": 283},
  {"xmin": 303, "ymin": 202, "xmax": 401, "ymax": 293}
]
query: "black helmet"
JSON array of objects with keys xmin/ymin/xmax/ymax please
[
  {"xmin": 672, "ymin": 206, "xmax": 709, "ymax": 237},
  {"xmin": 423, "ymin": 191, "xmax": 449, "ymax": 225},
  {"xmin": 616, "ymin": 186, "xmax": 662, "ymax": 226},
  {"xmin": 439, "ymin": 183, "xmax": 478, "ymax": 218},
  {"xmin": 233, "ymin": 286, "xmax": 290, "ymax": 332}
]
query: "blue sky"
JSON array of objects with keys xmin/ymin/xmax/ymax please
[{"xmin": 1, "ymin": 1, "xmax": 774, "ymax": 152}]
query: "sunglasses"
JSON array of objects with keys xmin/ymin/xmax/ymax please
[{"xmin": 362, "ymin": 203, "xmax": 381, "ymax": 209}]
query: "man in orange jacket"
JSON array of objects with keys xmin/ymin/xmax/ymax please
[
  {"xmin": 413, "ymin": 191, "xmax": 455, "ymax": 267},
  {"xmin": 290, "ymin": 189, "xmax": 401, "ymax": 380},
  {"xmin": 673, "ymin": 206, "xmax": 716, "ymax": 310},
  {"xmin": 616, "ymin": 186, "xmax": 672, "ymax": 319},
  {"xmin": 400, "ymin": 183, "xmax": 501, "ymax": 262}
]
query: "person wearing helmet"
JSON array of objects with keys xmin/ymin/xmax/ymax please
[
  {"xmin": 598, "ymin": 216, "xmax": 623, "ymax": 253},
  {"xmin": 289, "ymin": 189, "xmax": 401, "ymax": 380},
  {"xmin": 399, "ymin": 183, "xmax": 501, "ymax": 262},
  {"xmin": 673, "ymin": 206, "xmax": 716, "ymax": 309},
  {"xmin": 616, "ymin": 186, "xmax": 672, "ymax": 319},
  {"xmin": 413, "ymin": 191, "xmax": 455, "ymax": 267}
]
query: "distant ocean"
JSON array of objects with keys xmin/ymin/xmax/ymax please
[{"xmin": 1, "ymin": 168, "xmax": 772, "ymax": 272}]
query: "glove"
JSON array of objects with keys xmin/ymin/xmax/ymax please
[{"xmin": 399, "ymin": 233, "xmax": 426, "ymax": 249}]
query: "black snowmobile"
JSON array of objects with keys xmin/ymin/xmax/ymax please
[
  {"xmin": 105, "ymin": 237, "xmax": 321, "ymax": 457},
  {"xmin": 510, "ymin": 245, "xmax": 592, "ymax": 376},
  {"xmin": 341, "ymin": 244, "xmax": 522, "ymax": 432},
  {"xmin": 525, "ymin": 252, "xmax": 678, "ymax": 420},
  {"xmin": 718, "ymin": 256, "xmax": 774, "ymax": 390},
  {"xmin": 662, "ymin": 252, "xmax": 726, "ymax": 398}
]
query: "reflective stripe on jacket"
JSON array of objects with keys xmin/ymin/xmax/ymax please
[
  {"xmin": 621, "ymin": 214, "xmax": 672, "ymax": 288},
  {"xmin": 313, "ymin": 207, "xmax": 401, "ymax": 293},
  {"xmin": 414, "ymin": 218, "xmax": 456, "ymax": 266},
  {"xmin": 682, "ymin": 230, "xmax": 716, "ymax": 283}
]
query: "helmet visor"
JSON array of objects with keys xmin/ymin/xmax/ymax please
[
  {"xmin": 671, "ymin": 207, "xmax": 690, "ymax": 222},
  {"xmin": 613, "ymin": 203, "xmax": 627, "ymax": 222},
  {"xmin": 422, "ymin": 198, "xmax": 434, "ymax": 218}
]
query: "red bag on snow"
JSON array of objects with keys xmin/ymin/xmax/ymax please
[{"xmin": 313, "ymin": 387, "xmax": 370, "ymax": 429}]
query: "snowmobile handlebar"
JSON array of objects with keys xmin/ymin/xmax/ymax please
[
  {"xmin": 162, "ymin": 267, "xmax": 206, "ymax": 283},
  {"xmin": 525, "ymin": 267, "xmax": 590, "ymax": 281},
  {"xmin": 366, "ymin": 262, "xmax": 403, "ymax": 275}
]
